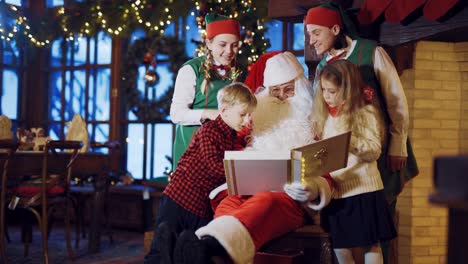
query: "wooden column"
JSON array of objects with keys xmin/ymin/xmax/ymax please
[{"xmin": 22, "ymin": 1, "xmax": 47, "ymax": 128}]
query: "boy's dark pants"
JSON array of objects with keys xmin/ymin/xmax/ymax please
[{"xmin": 144, "ymin": 195, "xmax": 211, "ymax": 263}]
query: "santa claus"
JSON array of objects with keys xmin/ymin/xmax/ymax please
[{"xmin": 168, "ymin": 52, "xmax": 335, "ymax": 264}]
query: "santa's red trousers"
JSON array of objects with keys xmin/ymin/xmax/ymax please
[{"xmin": 214, "ymin": 192, "xmax": 305, "ymax": 249}]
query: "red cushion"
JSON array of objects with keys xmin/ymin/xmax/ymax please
[{"xmin": 15, "ymin": 185, "xmax": 65, "ymax": 197}]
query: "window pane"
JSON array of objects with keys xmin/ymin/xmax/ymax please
[
  {"xmin": 127, "ymin": 124, "xmax": 144, "ymax": 179},
  {"xmin": 74, "ymin": 36, "xmax": 88, "ymax": 66},
  {"xmin": 184, "ymin": 12, "xmax": 201, "ymax": 57},
  {"xmin": 48, "ymin": 124, "xmax": 62, "ymax": 140},
  {"xmin": 293, "ymin": 23, "xmax": 305, "ymax": 50},
  {"xmin": 164, "ymin": 22, "xmax": 175, "ymax": 36},
  {"xmin": 130, "ymin": 29, "xmax": 146, "ymax": 44},
  {"xmin": 88, "ymin": 123, "xmax": 109, "ymax": 146},
  {"xmin": 128, "ymin": 111, "xmax": 138, "ymax": 121},
  {"xmin": 69, "ymin": 70, "xmax": 86, "ymax": 117},
  {"xmin": 154, "ymin": 124, "xmax": 173, "ymax": 177},
  {"xmin": 46, "ymin": 0, "xmax": 64, "ymax": 7},
  {"xmin": 50, "ymin": 38, "xmax": 64, "ymax": 67},
  {"xmin": 49, "ymin": 71, "xmax": 63, "ymax": 121},
  {"xmin": 2, "ymin": 69, "xmax": 18, "ymax": 118},
  {"xmin": 155, "ymin": 62, "xmax": 172, "ymax": 98},
  {"xmin": 146, "ymin": 124, "xmax": 173, "ymax": 178},
  {"xmin": 95, "ymin": 31, "xmax": 112, "ymax": 65},
  {"xmin": 2, "ymin": 40, "xmax": 19, "ymax": 65},
  {"xmin": 137, "ymin": 65, "xmax": 146, "ymax": 95},
  {"xmin": 88, "ymin": 69, "xmax": 110, "ymax": 121},
  {"xmin": 5, "ymin": 0, "xmax": 21, "ymax": 5},
  {"xmin": 265, "ymin": 20, "xmax": 283, "ymax": 51},
  {"xmin": 296, "ymin": 55, "xmax": 308, "ymax": 79}
]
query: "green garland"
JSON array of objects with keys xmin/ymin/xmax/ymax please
[{"xmin": 121, "ymin": 36, "xmax": 188, "ymax": 122}]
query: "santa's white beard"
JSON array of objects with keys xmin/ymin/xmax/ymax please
[{"xmin": 247, "ymin": 95, "xmax": 314, "ymax": 151}]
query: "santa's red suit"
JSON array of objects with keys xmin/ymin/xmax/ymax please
[{"xmin": 196, "ymin": 52, "xmax": 335, "ymax": 264}]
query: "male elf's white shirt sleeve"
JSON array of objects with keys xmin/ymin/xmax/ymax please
[
  {"xmin": 373, "ymin": 46, "xmax": 409, "ymax": 157},
  {"xmin": 169, "ymin": 65, "xmax": 204, "ymax": 125}
]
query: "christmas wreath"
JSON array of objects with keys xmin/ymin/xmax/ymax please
[{"xmin": 121, "ymin": 36, "xmax": 188, "ymax": 122}]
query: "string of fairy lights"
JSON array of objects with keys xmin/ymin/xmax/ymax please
[{"xmin": 0, "ymin": 0, "xmax": 269, "ymax": 64}]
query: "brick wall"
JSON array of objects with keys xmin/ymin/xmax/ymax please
[{"xmin": 396, "ymin": 41, "xmax": 468, "ymax": 264}]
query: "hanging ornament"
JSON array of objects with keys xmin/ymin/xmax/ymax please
[
  {"xmin": 143, "ymin": 51, "xmax": 154, "ymax": 65},
  {"xmin": 244, "ymin": 30, "xmax": 254, "ymax": 45},
  {"xmin": 144, "ymin": 70, "xmax": 159, "ymax": 86},
  {"xmin": 196, "ymin": 16, "xmax": 204, "ymax": 24}
]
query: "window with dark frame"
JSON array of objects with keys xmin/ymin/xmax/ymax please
[
  {"xmin": 47, "ymin": 31, "xmax": 112, "ymax": 147},
  {"xmin": 0, "ymin": 2, "xmax": 302, "ymax": 181},
  {"xmin": 0, "ymin": 0, "xmax": 22, "ymax": 132}
]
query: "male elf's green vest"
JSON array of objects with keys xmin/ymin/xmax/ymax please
[
  {"xmin": 172, "ymin": 56, "xmax": 233, "ymax": 170},
  {"xmin": 316, "ymin": 38, "xmax": 419, "ymax": 203}
]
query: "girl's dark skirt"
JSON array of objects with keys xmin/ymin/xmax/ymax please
[{"xmin": 320, "ymin": 190, "xmax": 397, "ymax": 249}]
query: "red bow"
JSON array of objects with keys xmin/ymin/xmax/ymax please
[{"xmin": 213, "ymin": 64, "xmax": 231, "ymax": 72}]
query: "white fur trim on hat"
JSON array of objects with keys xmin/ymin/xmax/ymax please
[
  {"xmin": 195, "ymin": 215, "xmax": 256, "ymax": 264},
  {"xmin": 307, "ymin": 176, "xmax": 333, "ymax": 210},
  {"xmin": 263, "ymin": 52, "xmax": 304, "ymax": 88}
]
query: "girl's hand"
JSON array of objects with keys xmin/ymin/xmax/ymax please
[{"xmin": 284, "ymin": 181, "xmax": 318, "ymax": 202}]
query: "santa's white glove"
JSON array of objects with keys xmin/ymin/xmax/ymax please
[{"xmin": 284, "ymin": 181, "xmax": 318, "ymax": 202}]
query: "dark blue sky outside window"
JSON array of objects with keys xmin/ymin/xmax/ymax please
[{"xmin": 1, "ymin": 69, "xmax": 18, "ymax": 119}]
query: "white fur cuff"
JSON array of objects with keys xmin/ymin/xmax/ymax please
[
  {"xmin": 209, "ymin": 183, "xmax": 227, "ymax": 199},
  {"xmin": 195, "ymin": 215, "xmax": 256, "ymax": 264},
  {"xmin": 307, "ymin": 176, "xmax": 332, "ymax": 210}
]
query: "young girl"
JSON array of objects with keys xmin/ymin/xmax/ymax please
[
  {"xmin": 313, "ymin": 59, "xmax": 396, "ymax": 264},
  {"xmin": 170, "ymin": 13, "xmax": 241, "ymax": 169}
]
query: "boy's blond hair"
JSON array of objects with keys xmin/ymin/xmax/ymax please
[{"xmin": 217, "ymin": 82, "xmax": 257, "ymax": 112}]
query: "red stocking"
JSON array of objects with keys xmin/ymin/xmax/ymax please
[
  {"xmin": 358, "ymin": 0, "xmax": 392, "ymax": 25},
  {"xmin": 423, "ymin": 0, "xmax": 459, "ymax": 21},
  {"xmin": 385, "ymin": 0, "xmax": 427, "ymax": 23}
]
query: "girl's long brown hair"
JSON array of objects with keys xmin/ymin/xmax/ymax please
[{"xmin": 312, "ymin": 59, "xmax": 367, "ymax": 138}]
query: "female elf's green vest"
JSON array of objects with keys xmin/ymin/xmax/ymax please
[
  {"xmin": 172, "ymin": 56, "xmax": 233, "ymax": 170},
  {"xmin": 316, "ymin": 39, "xmax": 419, "ymax": 203}
]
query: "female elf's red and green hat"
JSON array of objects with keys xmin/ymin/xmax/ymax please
[{"xmin": 205, "ymin": 13, "xmax": 240, "ymax": 39}]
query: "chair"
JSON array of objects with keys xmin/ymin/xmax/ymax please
[
  {"xmin": 71, "ymin": 140, "xmax": 119, "ymax": 251},
  {"xmin": 0, "ymin": 139, "xmax": 20, "ymax": 263},
  {"xmin": 0, "ymin": 140, "xmax": 83, "ymax": 264}
]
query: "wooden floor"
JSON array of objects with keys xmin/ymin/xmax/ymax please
[{"xmin": 2, "ymin": 223, "xmax": 145, "ymax": 264}]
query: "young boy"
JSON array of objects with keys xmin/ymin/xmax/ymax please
[{"xmin": 144, "ymin": 82, "xmax": 257, "ymax": 264}]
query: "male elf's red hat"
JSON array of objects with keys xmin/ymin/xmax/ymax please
[{"xmin": 305, "ymin": 2, "xmax": 358, "ymax": 38}]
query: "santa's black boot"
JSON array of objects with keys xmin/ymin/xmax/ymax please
[{"xmin": 174, "ymin": 230, "xmax": 226, "ymax": 264}]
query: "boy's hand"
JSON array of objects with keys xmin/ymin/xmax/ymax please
[{"xmin": 284, "ymin": 181, "xmax": 318, "ymax": 202}]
